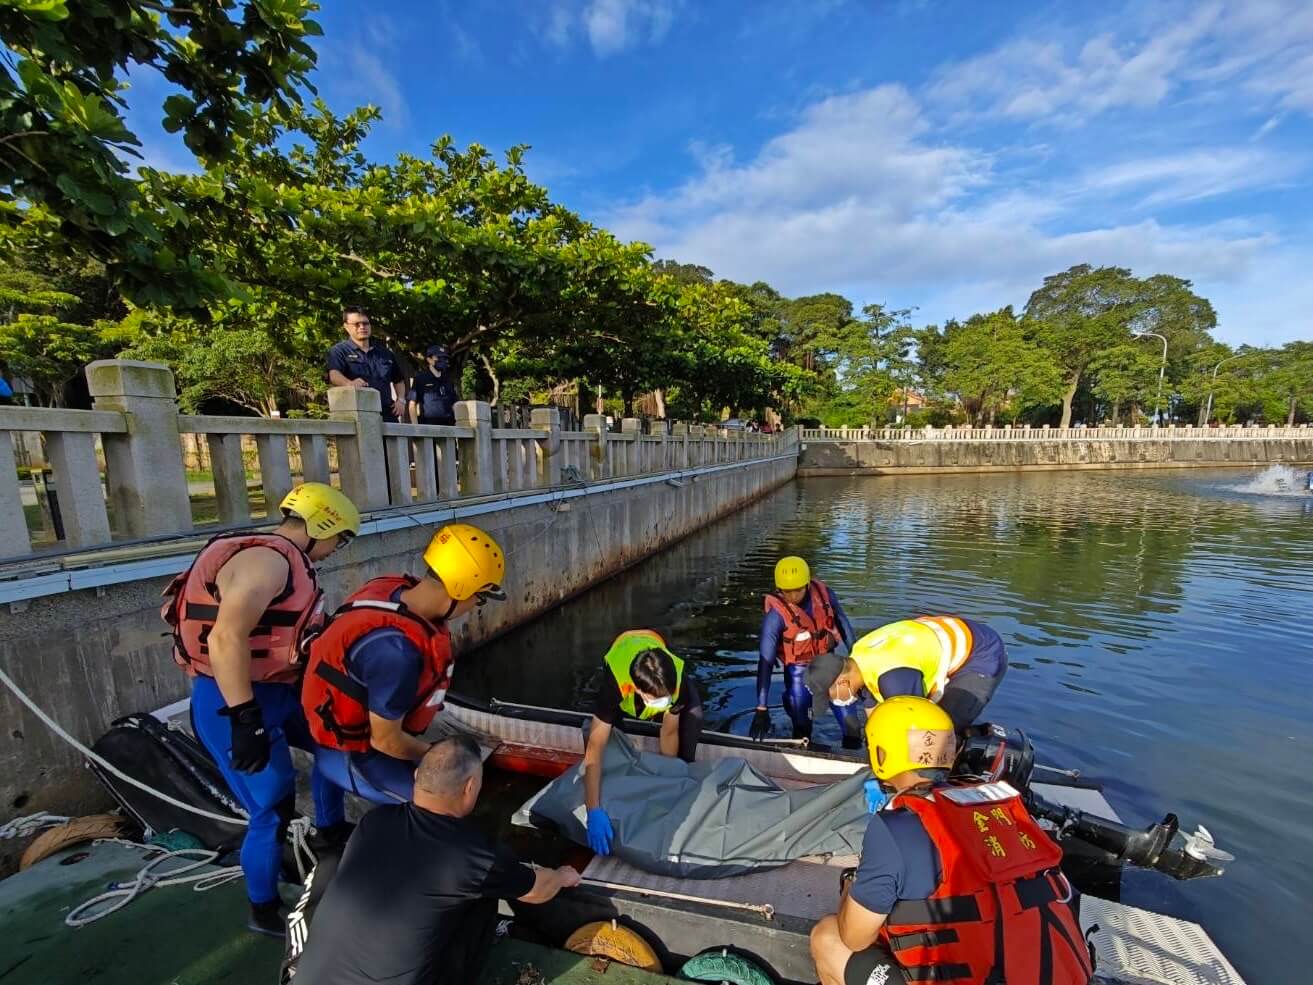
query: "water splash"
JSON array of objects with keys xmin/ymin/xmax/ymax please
[{"xmin": 1232, "ymin": 465, "xmax": 1313, "ymax": 497}]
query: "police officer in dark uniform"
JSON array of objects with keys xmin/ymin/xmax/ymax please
[
  {"xmin": 407, "ymin": 345, "xmax": 461, "ymax": 426},
  {"xmin": 326, "ymin": 307, "xmax": 407, "ymax": 423}
]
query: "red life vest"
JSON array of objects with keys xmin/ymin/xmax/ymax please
[
  {"xmin": 881, "ymin": 781, "xmax": 1093, "ymax": 985},
  {"xmin": 301, "ymin": 575, "xmax": 454, "ymax": 753},
  {"xmin": 161, "ymin": 532, "xmax": 323, "ymax": 685},
  {"xmin": 762, "ymin": 579, "xmax": 840, "ymax": 665}
]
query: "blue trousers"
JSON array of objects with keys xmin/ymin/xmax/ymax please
[
  {"xmin": 783, "ymin": 664, "xmax": 864, "ymax": 744},
  {"xmin": 191, "ymin": 676, "xmax": 345, "ymax": 905},
  {"xmin": 313, "ymin": 746, "xmax": 416, "ymax": 805}
]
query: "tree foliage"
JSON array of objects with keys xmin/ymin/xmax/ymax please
[{"xmin": 0, "ymin": 0, "xmax": 322, "ymax": 305}]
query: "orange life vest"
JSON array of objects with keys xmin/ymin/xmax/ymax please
[
  {"xmin": 762, "ymin": 579, "xmax": 840, "ymax": 665},
  {"xmin": 881, "ymin": 781, "xmax": 1093, "ymax": 985},
  {"xmin": 161, "ymin": 532, "xmax": 323, "ymax": 685},
  {"xmin": 301, "ymin": 575, "xmax": 453, "ymax": 752}
]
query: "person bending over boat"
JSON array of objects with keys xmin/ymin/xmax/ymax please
[
  {"xmin": 289, "ymin": 736, "xmax": 580, "ymax": 985},
  {"xmin": 809, "ymin": 697, "xmax": 1092, "ymax": 985},
  {"xmin": 751, "ymin": 556, "xmax": 861, "ymax": 747},
  {"xmin": 584, "ymin": 629, "xmax": 704, "ymax": 856},
  {"xmin": 826, "ymin": 616, "xmax": 1008, "ymax": 733},
  {"xmin": 161, "ymin": 482, "xmax": 358, "ymax": 937},
  {"xmin": 302, "ymin": 523, "xmax": 505, "ymax": 804}
]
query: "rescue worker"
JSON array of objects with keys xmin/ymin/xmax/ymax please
[
  {"xmin": 583, "ymin": 629, "xmax": 703, "ymax": 856},
  {"xmin": 826, "ymin": 616, "xmax": 1008, "ymax": 732},
  {"xmin": 303, "ymin": 523, "xmax": 505, "ymax": 804},
  {"xmin": 161, "ymin": 482, "xmax": 360, "ymax": 936},
  {"xmin": 750, "ymin": 556, "xmax": 859, "ymax": 746},
  {"xmin": 809, "ymin": 697, "xmax": 1092, "ymax": 985}
]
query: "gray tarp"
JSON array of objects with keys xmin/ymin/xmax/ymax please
[{"xmin": 513, "ymin": 728, "xmax": 872, "ymax": 878}]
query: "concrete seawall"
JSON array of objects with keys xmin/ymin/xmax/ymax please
[
  {"xmin": 798, "ymin": 437, "xmax": 1313, "ymax": 475},
  {"xmin": 0, "ymin": 450, "xmax": 795, "ymax": 845}
]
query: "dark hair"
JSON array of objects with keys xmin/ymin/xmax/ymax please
[
  {"xmin": 342, "ymin": 305, "xmax": 367, "ymax": 323},
  {"xmin": 414, "ymin": 734, "xmax": 482, "ymax": 797},
  {"xmin": 631, "ymin": 648, "xmax": 678, "ymax": 697}
]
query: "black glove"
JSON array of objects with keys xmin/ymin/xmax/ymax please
[
  {"xmin": 749, "ymin": 708, "xmax": 772, "ymax": 742},
  {"xmin": 220, "ymin": 699, "xmax": 271, "ymax": 773}
]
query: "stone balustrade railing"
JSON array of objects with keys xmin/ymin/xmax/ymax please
[
  {"xmin": 1, "ymin": 360, "xmax": 791, "ymax": 561},
  {"xmin": 801, "ymin": 424, "xmax": 1312, "ymax": 441}
]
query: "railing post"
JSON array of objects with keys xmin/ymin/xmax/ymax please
[
  {"xmin": 584, "ymin": 414, "xmax": 609, "ymax": 480},
  {"xmin": 455, "ymin": 400, "xmax": 494, "ymax": 497},
  {"xmin": 0, "ymin": 435, "xmax": 31, "ymax": 557},
  {"xmin": 87, "ymin": 359, "xmax": 192, "ymax": 537},
  {"xmin": 45, "ymin": 431, "xmax": 112, "ymax": 547},
  {"xmin": 206, "ymin": 432, "xmax": 251, "ymax": 525},
  {"xmin": 328, "ymin": 385, "xmax": 390, "ymax": 510},
  {"xmin": 532, "ymin": 407, "xmax": 562, "ymax": 486},
  {"xmin": 671, "ymin": 422, "xmax": 689, "ymax": 468},
  {"xmin": 621, "ymin": 418, "xmax": 641, "ymax": 475},
  {"xmin": 256, "ymin": 435, "xmax": 294, "ymax": 512}
]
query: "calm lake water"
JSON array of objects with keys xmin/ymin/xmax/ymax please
[{"xmin": 459, "ymin": 466, "xmax": 1313, "ymax": 981}]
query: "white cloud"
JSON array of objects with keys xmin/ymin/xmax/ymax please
[
  {"xmin": 928, "ymin": 0, "xmax": 1313, "ymax": 127},
  {"xmin": 1077, "ymin": 149, "xmax": 1302, "ymax": 207},
  {"xmin": 544, "ymin": 0, "xmax": 679, "ymax": 57},
  {"xmin": 319, "ymin": 16, "xmax": 410, "ymax": 128}
]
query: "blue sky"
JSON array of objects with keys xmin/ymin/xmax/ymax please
[{"xmin": 128, "ymin": 1, "xmax": 1313, "ymax": 347}]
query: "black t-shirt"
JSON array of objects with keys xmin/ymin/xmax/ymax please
[
  {"xmin": 293, "ymin": 803, "xmax": 535, "ymax": 985},
  {"xmin": 326, "ymin": 340, "xmax": 405, "ymax": 422},
  {"xmin": 407, "ymin": 369, "xmax": 459, "ymax": 424},
  {"xmin": 592, "ymin": 668, "xmax": 697, "ymax": 725}
]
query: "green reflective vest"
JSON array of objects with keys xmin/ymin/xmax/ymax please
[{"xmin": 603, "ymin": 629, "xmax": 684, "ymax": 720}]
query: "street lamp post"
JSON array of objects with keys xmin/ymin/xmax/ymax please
[
  {"xmin": 1134, "ymin": 331, "xmax": 1168, "ymax": 427},
  {"xmin": 1203, "ymin": 353, "xmax": 1245, "ymax": 426}
]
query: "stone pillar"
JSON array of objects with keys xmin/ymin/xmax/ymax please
[
  {"xmin": 206, "ymin": 432, "xmax": 251, "ymax": 525},
  {"xmin": 584, "ymin": 414, "xmax": 609, "ymax": 480},
  {"xmin": 646, "ymin": 418, "xmax": 667, "ymax": 470},
  {"xmin": 532, "ymin": 407, "xmax": 561, "ymax": 486},
  {"xmin": 87, "ymin": 360, "xmax": 192, "ymax": 538},
  {"xmin": 455, "ymin": 400, "xmax": 494, "ymax": 496},
  {"xmin": 45, "ymin": 431, "xmax": 112, "ymax": 547},
  {"xmin": 328, "ymin": 385, "xmax": 389, "ymax": 510}
]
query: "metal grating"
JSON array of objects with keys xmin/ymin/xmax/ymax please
[{"xmin": 1082, "ymin": 896, "xmax": 1246, "ymax": 985}]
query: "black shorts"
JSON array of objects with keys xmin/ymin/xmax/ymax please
[{"xmin": 844, "ymin": 946, "xmax": 910, "ymax": 985}]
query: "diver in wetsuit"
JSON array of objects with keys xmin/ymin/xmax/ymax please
[{"xmin": 750, "ymin": 556, "xmax": 862, "ymax": 748}]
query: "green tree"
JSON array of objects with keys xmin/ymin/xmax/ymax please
[
  {"xmin": 1023, "ymin": 265, "xmax": 1147, "ymax": 428},
  {"xmin": 941, "ymin": 307, "xmax": 1063, "ymax": 425},
  {"xmin": 1, "ymin": 0, "xmax": 322, "ymax": 303},
  {"xmin": 1089, "ymin": 344, "xmax": 1162, "ymax": 423},
  {"xmin": 1258, "ymin": 342, "xmax": 1313, "ymax": 425}
]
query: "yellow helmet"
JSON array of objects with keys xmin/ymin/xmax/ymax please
[
  {"xmin": 774, "ymin": 556, "xmax": 811, "ymax": 591},
  {"xmin": 280, "ymin": 483, "xmax": 360, "ymax": 541},
  {"xmin": 865, "ymin": 696, "xmax": 956, "ymax": 780},
  {"xmin": 423, "ymin": 523, "xmax": 506, "ymax": 601}
]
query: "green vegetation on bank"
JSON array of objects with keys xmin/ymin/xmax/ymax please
[{"xmin": 1, "ymin": 2, "xmax": 1309, "ymax": 429}]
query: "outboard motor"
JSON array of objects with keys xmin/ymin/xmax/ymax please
[{"xmin": 953, "ymin": 722, "xmax": 1232, "ymax": 881}]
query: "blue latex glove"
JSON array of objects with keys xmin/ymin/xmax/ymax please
[
  {"xmin": 864, "ymin": 779, "xmax": 889, "ymax": 814},
  {"xmin": 586, "ymin": 807, "xmax": 614, "ymax": 855}
]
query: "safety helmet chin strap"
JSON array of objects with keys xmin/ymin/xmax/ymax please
[{"xmin": 440, "ymin": 596, "xmax": 459, "ymax": 621}]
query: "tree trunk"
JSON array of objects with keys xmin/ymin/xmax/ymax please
[
  {"xmin": 1059, "ymin": 372, "xmax": 1079, "ymax": 429},
  {"xmin": 1289, "ymin": 394, "xmax": 1297, "ymax": 426},
  {"xmin": 479, "ymin": 354, "xmax": 500, "ymax": 407},
  {"xmin": 1111, "ymin": 400, "xmax": 1121, "ymax": 425},
  {"xmin": 623, "ymin": 393, "xmax": 634, "ymax": 417},
  {"xmin": 653, "ymin": 388, "xmax": 666, "ymax": 419}
]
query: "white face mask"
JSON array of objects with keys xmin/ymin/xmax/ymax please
[{"xmin": 642, "ymin": 695, "xmax": 672, "ymax": 712}]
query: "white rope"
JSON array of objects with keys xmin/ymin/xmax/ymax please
[
  {"xmin": 288, "ymin": 816, "xmax": 317, "ymax": 882},
  {"xmin": 64, "ymin": 840, "xmax": 243, "ymax": 928},
  {"xmin": 0, "ymin": 664, "xmax": 248, "ymax": 828},
  {"xmin": 0, "ymin": 811, "xmax": 71, "ymax": 840}
]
